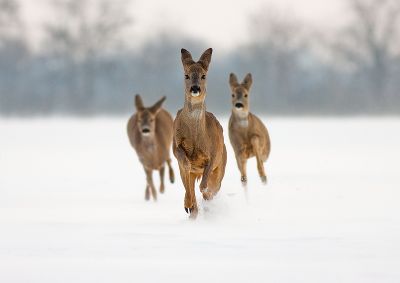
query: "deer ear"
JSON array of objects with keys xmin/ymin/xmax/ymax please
[
  {"xmin": 181, "ymin": 48, "xmax": 195, "ymax": 67},
  {"xmin": 149, "ymin": 96, "xmax": 166, "ymax": 114},
  {"xmin": 198, "ymin": 48, "xmax": 213, "ymax": 71},
  {"xmin": 242, "ymin": 73, "xmax": 253, "ymax": 91},
  {"xmin": 135, "ymin": 94, "xmax": 144, "ymax": 111},
  {"xmin": 229, "ymin": 73, "xmax": 239, "ymax": 91}
]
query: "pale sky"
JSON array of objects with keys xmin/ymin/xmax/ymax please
[{"xmin": 20, "ymin": 0, "xmax": 347, "ymax": 51}]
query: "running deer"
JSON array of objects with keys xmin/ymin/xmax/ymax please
[
  {"xmin": 127, "ymin": 95, "xmax": 175, "ymax": 201},
  {"xmin": 228, "ymin": 73, "xmax": 271, "ymax": 186},
  {"xmin": 173, "ymin": 48, "xmax": 227, "ymax": 219}
]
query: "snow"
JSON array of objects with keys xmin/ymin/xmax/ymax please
[{"xmin": 0, "ymin": 117, "xmax": 399, "ymax": 282}]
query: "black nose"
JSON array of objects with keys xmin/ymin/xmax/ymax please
[
  {"xmin": 142, "ymin": 128, "xmax": 150, "ymax": 134},
  {"xmin": 235, "ymin": 102, "xmax": 244, "ymax": 109},
  {"xmin": 190, "ymin": 85, "xmax": 201, "ymax": 93}
]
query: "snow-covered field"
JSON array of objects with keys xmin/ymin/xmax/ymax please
[{"xmin": 0, "ymin": 117, "xmax": 399, "ymax": 282}]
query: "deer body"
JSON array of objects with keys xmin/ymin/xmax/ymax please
[
  {"xmin": 127, "ymin": 95, "xmax": 175, "ymax": 201},
  {"xmin": 173, "ymin": 48, "xmax": 227, "ymax": 218},
  {"xmin": 228, "ymin": 73, "xmax": 270, "ymax": 185}
]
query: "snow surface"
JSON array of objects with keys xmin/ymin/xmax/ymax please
[{"xmin": 0, "ymin": 117, "xmax": 399, "ymax": 282}]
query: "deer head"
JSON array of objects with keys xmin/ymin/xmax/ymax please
[
  {"xmin": 181, "ymin": 48, "xmax": 213, "ymax": 105},
  {"xmin": 135, "ymin": 94, "xmax": 166, "ymax": 137},
  {"xmin": 229, "ymin": 73, "xmax": 252, "ymax": 116}
]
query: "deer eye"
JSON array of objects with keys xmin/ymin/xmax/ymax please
[
  {"xmin": 231, "ymin": 94, "xmax": 235, "ymax": 97},
  {"xmin": 244, "ymin": 94, "xmax": 248, "ymax": 98},
  {"xmin": 185, "ymin": 75, "xmax": 189, "ymax": 80},
  {"xmin": 201, "ymin": 75, "xmax": 206, "ymax": 80}
]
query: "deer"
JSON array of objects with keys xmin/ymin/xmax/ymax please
[
  {"xmin": 173, "ymin": 48, "xmax": 227, "ymax": 219},
  {"xmin": 228, "ymin": 73, "xmax": 271, "ymax": 186},
  {"xmin": 127, "ymin": 94, "xmax": 175, "ymax": 201}
]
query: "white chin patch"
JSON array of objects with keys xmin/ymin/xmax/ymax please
[
  {"xmin": 191, "ymin": 91, "xmax": 200, "ymax": 97},
  {"xmin": 142, "ymin": 132, "xmax": 151, "ymax": 137}
]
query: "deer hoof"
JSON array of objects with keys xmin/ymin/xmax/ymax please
[
  {"xmin": 241, "ymin": 176, "xmax": 247, "ymax": 184},
  {"xmin": 202, "ymin": 191, "xmax": 213, "ymax": 201},
  {"xmin": 200, "ymin": 184, "xmax": 208, "ymax": 192},
  {"xmin": 185, "ymin": 207, "xmax": 194, "ymax": 214},
  {"xmin": 185, "ymin": 207, "xmax": 198, "ymax": 218},
  {"xmin": 189, "ymin": 208, "xmax": 198, "ymax": 219},
  {"xmin": 261, "ymin": 176, "xmax": 267, "ymax": 185}
]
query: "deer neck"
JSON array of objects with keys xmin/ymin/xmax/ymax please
[
  {"xmin": 141, "ymin": 134, "xmax": 157, "ymax": 151},
  {"xmin": 232, "ymin": 110, "xmax": 249, "ymax": 128},
  {"xmin": 183, "ymin": 95, "xmax": 206, "ymax": 137}
]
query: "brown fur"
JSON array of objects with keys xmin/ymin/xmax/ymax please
[
  {"xmin": 228, "ymin": 73, "xmax": 271, "ymax": 185},
  {"xmin": 173, "ymin": 48, "xmax": 227, "ymax": 218},
  {"xmin": 127, "ymin": 95, "xmax": 175, "ymax": 201}
]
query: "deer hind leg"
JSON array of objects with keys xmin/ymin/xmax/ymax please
[
  {"xmin": 145, "ymin": 185, "xmax": 150, "ymax": 201},
  {"xmin": 205, "ymin": 169, "xmax": 220, "ymax": 200},
  {"xmin": 159, "ymin": 165, "xmax": 165, "ymax": 193},
  {"xmin": 206, "ymin": 146, "xmax": 227, "ymax": 199},
  {"xmin": 145, "ymin": 168, "xmax": 157, "ymax": 201},
  {"xmin": 166, "ymin": 158, "xmax": 175, "ymax": 184},
  {"xmin": 251, "ymin": 136, "xmax": 267, "ymax": 184},
  {"xmin": 235, "ymin": 153, "xmax": 248, "ymax": 186}
]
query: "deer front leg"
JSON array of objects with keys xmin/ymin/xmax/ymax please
[
  {"xmin": 251, "ymin": 136, "xmax": 267, "ymax": 184},
  {"xmin": 174, "ymin": 144, "xmax": 190, "ymax": 170},
  {"xmin": 144, "ymin": 167, "xmax": 157, "ymax": 201},
  {"xmin": 159, "ymin": 165, "xmax": 165, "ymax": 193},
  {"xmin": 235, "ymin": 153, "xmax": 248, "ymax": 186},
  {"xmin": 183, "ymin": 171, "xmax": 198, "ymax": 219}
]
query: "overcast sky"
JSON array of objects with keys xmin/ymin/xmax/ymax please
[{"xmin": 20, "ymin": 0, "xmax": 347, "ymax": 51}]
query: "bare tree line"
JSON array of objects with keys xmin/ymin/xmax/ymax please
[{"xmin": 0, "ymin": 0, "xmax": 400, "ymax": 116}]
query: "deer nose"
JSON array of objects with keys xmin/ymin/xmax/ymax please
[
  {"xmin": 190, "ymin": 85, "xmax": 201, "ymax": 94},
  {"xmin": 235, "ymin": 102, "xmax": 244, "ymax": 109},
  {"xmin": 142, "ymin": 128, "xmax": 150, "ymax": 134}
]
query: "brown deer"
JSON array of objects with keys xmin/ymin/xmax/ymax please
[
  {"xmin": 127, "ymin": 95, "xmax": 175, "ymax": 201},
  {"xmin": 173, "ymin": 48, "xmax": 227, "ymax": 219},
  {"xmin": 228, "ymin": 73, "xmax": 271, "ymax": 186}
]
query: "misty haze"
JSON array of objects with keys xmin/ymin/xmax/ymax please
[{"xmin": 1, "ymin": 0, "xmax": 400, "ymax": 116}]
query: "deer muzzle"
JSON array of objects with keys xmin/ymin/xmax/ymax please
[
  {"xmin": 190, "ymin": 85, "xmax": 201, "ymax": 97},
  {"xmin": 141, "ymin": 128, "xmax": 151, "ymax": 135},
  {"xmin": 235, "ymin": 102, "xmax": 244, "ymax": 109}
]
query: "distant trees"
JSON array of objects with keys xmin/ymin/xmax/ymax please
[
  {"xmin": 229, "ymin": 1, "xmax": 400, "ymax": 114},
  {"xmin": 43, "ymin": 0, "xmax": 132, "ymax": 113},
  {"xmin": 0, "ymin": 0, "xmax": 399, "ymax": 116},
  {"xmin": 0, "ymin": 0, "xmax": 28, "ymax": 114},
  {"xmin": 334, "ymin": 0, "xmax": 400, "ymax": 110},
  {"xmin": 0, "ymin": 0, "xmax": 23, "ymax": 39},
  {"xmin": 229, "ymin": 9, "xmax": 329, "ymax": 114}
]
